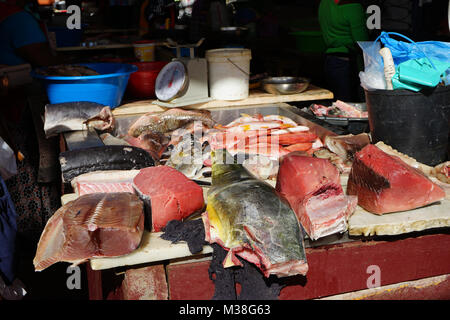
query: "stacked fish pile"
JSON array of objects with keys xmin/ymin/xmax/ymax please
[
  {"xmin": 35, "ymin": 101, "xmax": 450, "ymax": 284},
  {"xmin": 205, "ymin": 113, "xmax": 323, "ymax": 157}
]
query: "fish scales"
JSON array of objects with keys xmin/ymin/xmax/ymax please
[
  {"xmin": 44, "ymin": 102, "xmax": 114, "ymax": 137},
  {"xmin": 128, "ymin": 109, "xmax": 215, "ymax": 137},
  {"xmin": 203, "ymin": 150, "xmax": 308, "ymax": 278},
  {"xmin": 209, "ymin": 181, "xmax": 303, "ymax": 261}
]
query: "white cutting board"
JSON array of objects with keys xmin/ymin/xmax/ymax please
[
  {"xmin": 62, "ymin": 187, "xmax": 213, "ymax": 271},
  {"xmin": 348, "ymin": 200, "xmax": 450, "ymax": 237},
  {"xmin": 339, "ymin": 174, "xmax": 450, "ymax": 236}
]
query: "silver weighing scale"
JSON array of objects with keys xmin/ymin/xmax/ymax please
[{"xmin": 153, "ymin": 38, "xmax": 212, "ymax": 108}]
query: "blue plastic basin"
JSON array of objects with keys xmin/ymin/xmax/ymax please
[{"xmin": 31, "ymin": 63, "xmax": 138, "ymax": 108}]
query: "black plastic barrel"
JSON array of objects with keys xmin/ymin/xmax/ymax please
[{"xmin": 365, "ymin": 85, "xmax": 450, "ymax": 166}]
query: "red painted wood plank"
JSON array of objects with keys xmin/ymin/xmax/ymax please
[
  {"xmin": 279, "ymin": 233, "xmax": 450, "ymax": 299},
  {"xmin": 167, "ymin": 261, "xmax": 214, "ymax": 300},
  {"xmin": 122, "ymin": 265, "xmax": 168, "ymax": 300},
  {"xmin": 86, "ymin": 264, "xmax": 103, "ymax": 300},
  {"xmin": 167, "ymin": 233, "xmax": 450, "ymax": 300}
]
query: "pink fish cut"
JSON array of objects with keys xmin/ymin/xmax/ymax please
[
  {"xmin": 133, "ymin": 166, "xmax": 205, "ymax": 232},
  {"xmin": 276, "ymin": 153, "xmax": 357, "ymax": 240},
  {"xmin": 347, "ymin": 144, "xmax": 445, "ymax": 214}
]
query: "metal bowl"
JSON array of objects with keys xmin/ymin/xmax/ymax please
[{"xmin": 262, "ymin": 77, "xmax": 310, "ymax": 95}]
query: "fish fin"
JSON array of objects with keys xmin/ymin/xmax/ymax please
[
  {"xmin": 254, "ymin": 113, "xmax": 264, "ymax": 121},
  {"xmin": 69, "ymin": 259, "xmax": 87, "ymax": 268},
  {"xmin": 223, "ymin": 250, "xmax": 243, "ymax": 268}
]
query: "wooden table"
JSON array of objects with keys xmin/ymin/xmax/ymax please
[
  {"xmin": 59, "ymin": 87, "xmax": 450, "ymax": 300},
  {"xmin": 112, "ymin": 86, "xmax": 334, "ymax": 116}
]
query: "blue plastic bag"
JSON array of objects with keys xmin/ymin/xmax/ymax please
[{"xmin": 376, "ymin": 31, "xmax": 450, "ymax": 66}]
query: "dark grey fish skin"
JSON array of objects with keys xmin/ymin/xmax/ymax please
[
  {"xmin": 44, "ymin": 102, "xmax": 112, "ymax": 138},
  {"xmin": 59, "ymin": 145, "xmax": 154, "ymax": 182},
  {"xmin": 205, "ymin": 149, "xmax": 308, "ymax": 278}
]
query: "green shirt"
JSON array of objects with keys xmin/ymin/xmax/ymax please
[{"xmin": 318, "ymin": 0, "xmax": 368, "ymax": 54}]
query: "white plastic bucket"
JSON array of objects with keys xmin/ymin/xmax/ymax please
[{"xmin": 205, "ymin": 48, "xmax": 251, "ymax": 100}]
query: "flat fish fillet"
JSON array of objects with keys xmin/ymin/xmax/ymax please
[
  {"xmin": 133, "ymin": 166, "xmax": 205, "ymax": 232},
  {"xmin": 71, "ymin": 170, "xmax": 140, "ymax": 196},
  {"xmin": 347, "ymin": 144, "xmax": 445, "ymax": 214},
  {"xmin": 33, "ymin": 192, "xmax": 144, "ymax": 271},
  {"xmin": 276, "ymin": 152, "xmax": 357, "ymax": 240}
]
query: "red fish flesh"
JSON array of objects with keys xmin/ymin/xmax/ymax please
[
  {"xmin": 133, "ymin": 166, "xmax": 205, "ymax": 232},
  {"xmin": 276, "ymin": 153, "xmax": 357, "ymax": 240},
  {"xmin": 347, "ymin": 144, "xmax": 445, "ymax": 215},
  {"xmin": 77, "ymin": 182, "xmax": 134, "ymax": 195},
  {"xmin": 285, "ymin": 142, "xmax": 313, "ymax": 152},
  {"xmin": 34, "ymin": 193, "xmax": 144, "ymax": 271}
]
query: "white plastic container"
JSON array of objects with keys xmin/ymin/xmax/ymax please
[{"xmin": 205, "ymin": 48, "xmax": 251, "ymax": 100}]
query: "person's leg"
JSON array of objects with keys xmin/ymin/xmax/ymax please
[{"xmin": 324, "ymin": 55, "xmax": 353, "ymax": 101}]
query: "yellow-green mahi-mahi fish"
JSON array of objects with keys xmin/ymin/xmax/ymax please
[{"xmin": 202, "ymin": 150, "xmax": 308, "ymax": 278}]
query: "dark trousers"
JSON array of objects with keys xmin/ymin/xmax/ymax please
[
  {"xmin": 324, "ymin": 54, "xmax": 360, "ymax": 102},
  {"xmin": 0, "ymin": 176, "xmax": 17, "ymax": 284}
]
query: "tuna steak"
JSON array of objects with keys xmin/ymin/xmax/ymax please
[
  {"xmin": 347, "ymin": 144, "xmax": 445, "ymax": 214},
  {"xmin": 34, "ymin": 192, "xmax": 144, "ymax": 271},
  {"xmin": 276, "ymin": 152, "xmax": 357, "ymax": 240},
  {"xmin": 202, "ymin": 149, "xmax": 308, "ymax": 278},
  {"xmin": 133, "ymin": 166, "xmax": 205, "ymax": 232}
]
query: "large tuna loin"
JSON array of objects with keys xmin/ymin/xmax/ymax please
[
  {"xmin": 34, "ymin": 193, "xmax": 144, "ymax": 271},
  {"xmin": 133, "ymin": 166, "xmax": 205, "ymax": 232},
  {"xmin": 347, "ymin": 144, "xmax": 445, "ymax": 214},
  {"xmin": 276, "ymin": 153, "xmax": 357, "ymax": 240},
  {"xmin": 202, "ymin": 150, "xmax": 308, "ymax": 278}
]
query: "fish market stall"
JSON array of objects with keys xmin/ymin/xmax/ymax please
[
  {"xmin": 38, "ymin": 97, "xmax": 450, "ymax": 301},
  {"xmin": 23, "ymin": 30, "xmax": 450, "ymax": 301}
]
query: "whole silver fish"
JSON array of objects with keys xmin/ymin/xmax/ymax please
[{"xmin": 44, "ymin": 102, "xmax": 114, "ymax": 138}]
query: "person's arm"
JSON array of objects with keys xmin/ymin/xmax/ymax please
[
  {"xmin": 15, "ymin": 42, "xmax": 63, "ymax": 67},
  {"xmin": 8, "ymin": 11, "xmax": 63, "ymax": 67},
  {"xmin": 344, "ymin": 4, "xmax": 369, "ymax": 43}
]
